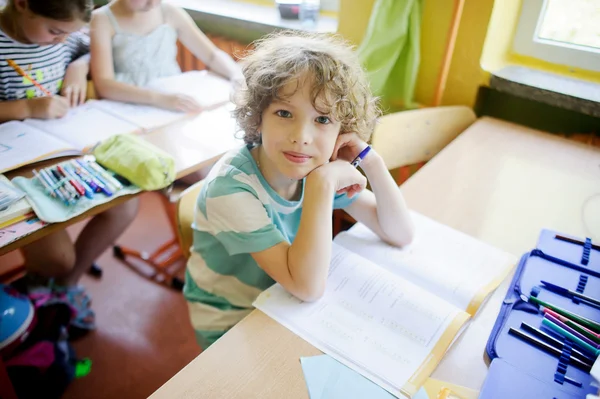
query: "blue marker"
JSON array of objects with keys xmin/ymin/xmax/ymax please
[
  {"xmin": 351, "ymin": 145, "xmax": 372, "ymax": 168},
  {"xmin": 76, "ymin": 159, "xmax": 113, "ymax": 196}
]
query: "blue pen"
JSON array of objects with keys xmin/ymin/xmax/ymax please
[
  {"xmin": 39, "ymin": 168, "xmax": 69, "ymax": 205},
  {"xmin": 72, "ymin": 160, "xmax": 112, "ymax": 196},
  {"xmin": 76, "ymin": 159, "xmax": 113, "ymax": 196},
  {"xmin": 351, "ymin": 146, "xmax": 372, "ymax": 168},
  {"xmin": 70, "ymin": 163, "xmax": 101, "ymax": 193},
  {"xmin": 63, "ymin": 164, "xmax": 94, "ymax": 199}
]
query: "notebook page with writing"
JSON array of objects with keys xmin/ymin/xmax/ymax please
[
  {"xmin": 91, "ymin": 99, "xmax": 185, "ymax": 131},
  {"xmin": 23, "ymin": 103, "xmax": 140, "ymax": 151},
  {"xmin": 0, "ymin": 121, "xmax": 80, "ymax": 173},
  {"xmin": 254, "ymin": 243, "xmax": 469, "ymax": 398},
  {"xmin": 146, "ymin": 70, "xmax": 233, "ymax": 108},
  {"xmin": 334, "ymin": 211, "xmax": 516, "ymax": 315}
]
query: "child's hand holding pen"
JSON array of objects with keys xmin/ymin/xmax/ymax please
[{"xmin": 27, "ymin": 96, "xmax": 70, "ymax": 119}]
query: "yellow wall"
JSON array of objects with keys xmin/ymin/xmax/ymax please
[
  {"xmin": 337, "ymin": 0, "xmax": 497, "ymax": 108},
  {"xmin": 337, "ymin": 0, "xmax": 376, "ymax": 46}
]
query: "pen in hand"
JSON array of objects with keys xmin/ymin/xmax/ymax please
[{"xmin": 351, "ymin": 146, "xmax": 371, "ymax": 168}]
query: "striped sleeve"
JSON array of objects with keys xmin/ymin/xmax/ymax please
[
  {"xmin": 65, "ymin": 31, "xmax": 90, "ymax": 62},
  {"xmin": 202, "ymin": 176, "xmax": 286, "ymax": 255}
]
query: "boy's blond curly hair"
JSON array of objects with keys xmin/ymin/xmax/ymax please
[{"xmin": 234, "ymin": 31, "xmax": 381, "ymax": 145}]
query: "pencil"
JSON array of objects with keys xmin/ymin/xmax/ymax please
[
  {"xmin": 7, "ymin": 59, "xmax": 53, "ymax": 96},
  {"xmin": 508, "ymin": 327, "xmax": 592, "ymax": 371}
]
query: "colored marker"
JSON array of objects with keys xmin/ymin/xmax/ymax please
[
  {"xmin": 62, "ymin": 164, "xmax": 95, "ymax": 198},
  {"xmin": 544, "ymin": 313, "xmax": 600, "ymax": 350},
  {"xmin": 88, "ymin": 161, "xmax": 123, "ymax": 190},
  {"xmin": 542, "ymin": 318, "xmax": 600, "ymax": 357},
  {"xmin": 528, "ymin": 295, "xmax": 600, "ymax": 333},
  {"xmin": 74, "ymin": 160, "xmax": 112, "ymax": 196},
  {"xmin": 57, "ymin": 165, "xmax": 88, "ymax": 198},
  {"xmin": 543, "ymin": 308, "xmax": 600, "ymax": 344},
  {"xmin": 50, "ymin": 167, "xmax": 78, "ymax": 201},
  {"xmin": 32, "ymin": 169, "xmax": 56, "ymax": 198}
]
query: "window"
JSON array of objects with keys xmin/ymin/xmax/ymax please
[
  {"xmin": 513, "ymin": 0, "xmax": 600, "ymax": 72},
  {"xmin": 273, "ymin": 0, "xmax": 339, "ymax": 13}
]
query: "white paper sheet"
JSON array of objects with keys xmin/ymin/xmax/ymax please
[
  {"xmin": 334, "ymin": 210, "xmax": 516, "ymax": 312},
  {"xmin": 91, "ymin": 99, "xmax": 185, "ymax": 131},
  {"xmin": 0, "ymin": 121, "xmax": 79, "ymax": 173},
  {"xmin": 254, "ymin": 243, "xmax": 463, "ymax": 397},
  {"xmin": 24, "ymin": 103, "xmax": 140, "ymax": 151}
]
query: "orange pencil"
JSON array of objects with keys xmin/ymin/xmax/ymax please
[{"xmin": 7, "ymin": 59, "xmax": 53, "ymax": 96}]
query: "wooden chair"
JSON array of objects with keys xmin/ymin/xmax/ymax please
[
  {"xmin": 333, "ymin": 105, "xmax": 477, "ymax": 235},
  {"xmin": 175, "ymin": 180, "xmax": 205, "ymax": 260}
]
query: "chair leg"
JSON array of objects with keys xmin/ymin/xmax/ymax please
[{"xmin": 112, "ymin": 193, "xmax": 186, "ymax": 290}]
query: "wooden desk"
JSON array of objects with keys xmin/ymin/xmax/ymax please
[
  {"xmin": 149, "ymin": 117, "xmax": 600, "ymax": 398},
  {"xmin": 1, "ymin": 106, "xmax": 241, "ymax": 256}
]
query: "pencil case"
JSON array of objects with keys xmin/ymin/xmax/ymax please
[
  {"xmin": 12, "ymin": 160, "xmax": 141, "ymax": 224},
  {"xmin": 93, "ymin": 134, "xmax": 176, "ymax": 191},
  {"xmin": 480, "ymin": 229, "xmax": 600, "ymax": 398}
]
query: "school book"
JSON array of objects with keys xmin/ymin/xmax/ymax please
[
  {"xmin": 253, "ymin": 210, "xmax": 516, "ymax": 398},
  {"xmin": 0, "ymin": 103, "xmax": 141, "ymax": 173},
  {"xmin": 0, "ymin": 174, "xmax": 32, "ymax": 226}
]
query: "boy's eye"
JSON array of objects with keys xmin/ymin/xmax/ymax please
[
  {"xmin": 315, "ymin": 116, "xmax": 331, "ymax": 125},
  {"xmin": 49, "ymin": 30, "xmax": 63, "ymax": 36},
  {"xmin": 275, "ymin": 110, "xmax": 292, "ymax": 118}
]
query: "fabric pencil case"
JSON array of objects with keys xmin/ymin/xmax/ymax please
[{"xmin": 12, "ymin": 166, "xmax": 141, "ymax": 224}]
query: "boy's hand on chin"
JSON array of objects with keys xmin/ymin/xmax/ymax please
[
  {"xmin": 330, "ymin": 132, "xmax": 368, "ymax": 163},
  {"xmin": 309, "ymin": 160, "xmax": 367, "ymax": 199}
]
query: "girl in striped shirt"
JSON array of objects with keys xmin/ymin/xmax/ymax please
[{"xmin": 0, "ymin": 0, "xmax": 139, "ymax": 332}]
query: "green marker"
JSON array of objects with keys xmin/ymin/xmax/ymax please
[
  {"xmin": 528, "ymin": 295, "xmax": 600, "ymax": 334},
  {"xmin": 542, "ymin": 319, "xmax": 600, "ymax": 357}
]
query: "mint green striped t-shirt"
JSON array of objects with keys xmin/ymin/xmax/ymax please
[{"xmin": 183, "ymin": 145, "xmax": 357, "ymax": 348}]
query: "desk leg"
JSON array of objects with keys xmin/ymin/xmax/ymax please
[{"xmin": 0, "ymin": 357, "xmax": 18, "ymax": 399}]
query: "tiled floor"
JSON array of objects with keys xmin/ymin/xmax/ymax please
[{"xmin": 1, "ymin": 192, "xmax": 202, "ymax": 399}]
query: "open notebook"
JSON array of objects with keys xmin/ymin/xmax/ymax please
[
  {"xmin": 0, "ymin": 104, "xmax": 140, "ymax": 173},
  {"xmin": 0, "ymin": 71, "xmax": 234, "ymax": 174},
  {"xmin": 253, "ymin": 210, "xmax": 516, "ymax": 398}
]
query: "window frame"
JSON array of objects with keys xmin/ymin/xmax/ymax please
[{"xmin": 513, "ymin": 0, "xmax": 600, "ymax": 72}]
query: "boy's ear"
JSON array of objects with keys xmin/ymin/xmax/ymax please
[{"xmin": 14, "ymin": 0, "xmax": 29, "ymax": 12}]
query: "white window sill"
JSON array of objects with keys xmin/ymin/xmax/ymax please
[
  {"xmin": 490, "ymin": 66, "xmax": 600, "ymax": 118},
  {"xmin": 167, "ymin": 0, "xmax": 338, "ymax": 34}
]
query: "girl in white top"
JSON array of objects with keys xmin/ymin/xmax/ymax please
[{"xmin": 90, "ymin": 0, "xmax": 243, "ymax": 112}]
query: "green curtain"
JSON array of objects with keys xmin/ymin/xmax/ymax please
[{"xmin": 357, "ymin": 0, "xmax": 422, "ymax": 111}]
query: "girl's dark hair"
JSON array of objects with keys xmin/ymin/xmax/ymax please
[{"xmin": 17, "ymin": 0, "xmax": 93, "ymax": 22}]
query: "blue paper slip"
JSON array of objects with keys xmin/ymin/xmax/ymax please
[
  {"xmin": 300, "ymin": 355, "xmax": 397, "ymax": 399},
  {"xmin": 412, "ymin": 387, "xmax": 430, "ymax": 399}
]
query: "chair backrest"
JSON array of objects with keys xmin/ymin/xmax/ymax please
[
  {"xmin": 176, "ymin": 180, "xmax": 205, "ymax": 259},
  {"xmin": 371, "ymin": 106, "xmax": 476, "ymax": 170}
]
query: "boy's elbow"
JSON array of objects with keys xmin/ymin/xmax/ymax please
[
  {"xmin": 386, "ymin": 225, "xmax": 415, "ymax": 248},
  {"xmin": 289, "ymin": 279, "xmax": 326, "ymax": 303},
  {"xmin": 295, "ymin": 286, "xmax": 325, "ymax": 303}
]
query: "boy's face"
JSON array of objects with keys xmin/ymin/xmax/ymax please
[{"xmin": 259, "ymin": 77, "xmax": 341, "ymax": 181}]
